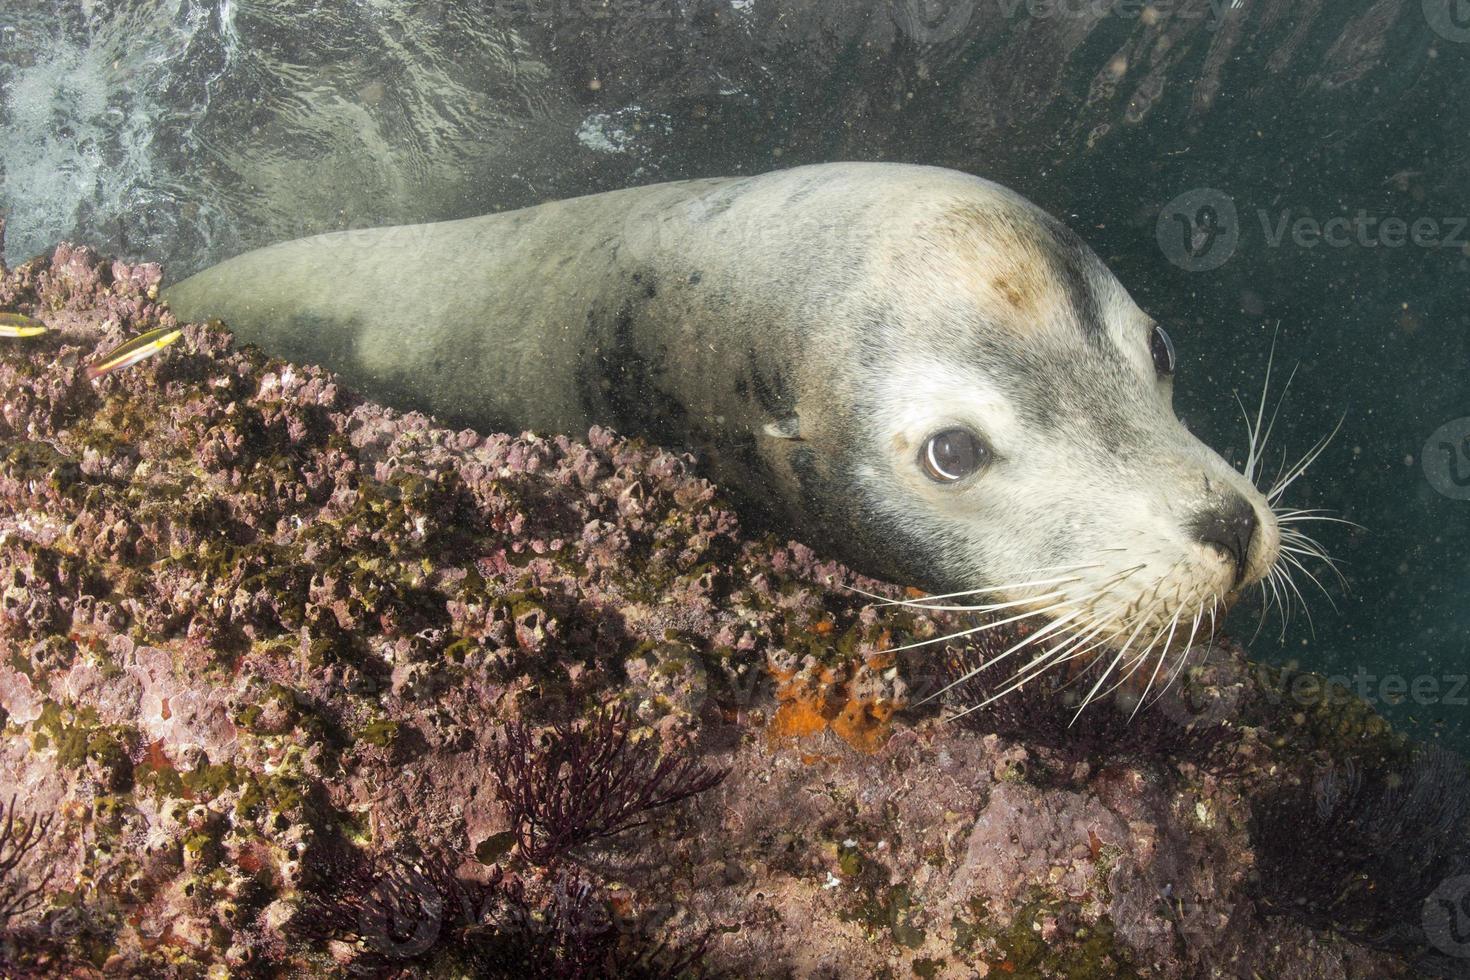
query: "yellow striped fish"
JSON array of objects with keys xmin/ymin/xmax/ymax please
[
  {"xmin": 0, "ymin": 311, "xmax": 47, "ymax": 338},
  {"xmin": 86, "ymin": 326, "xmax": 183, "ymax": 380}
]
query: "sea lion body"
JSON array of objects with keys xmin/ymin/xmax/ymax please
[
  {"xmin": 167, "ymin": 167, "xmax": 892, "ymax": 561},
  {"xmin": 166, "ymin": 163, "xmax": 1281, "ymax": 656}
]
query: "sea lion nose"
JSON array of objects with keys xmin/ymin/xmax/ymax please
[{"xmin": 1192, "ymin": 495, "xmax": 1258, "ymax": 585}]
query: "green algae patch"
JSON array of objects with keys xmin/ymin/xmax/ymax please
[
  {"xmin": 969, "ymin": 897, "xmax": 1139, "ymax": 980},
  {"xmin": 911, "ymin": 957, "xmax": 944, "ymax": 978},
  {"xmin": 3, "ymin": 439, "xmax": 83, "ymax": 494},
  {"xmin": 31, "ymin": 699, "xmax": 136, "ymax": 789},
  {"xmin": 181, "ymin": 759, "xmax": 244, "ymax": 801},
  {"xmin": 357, "ymin": 718, "xmax": 401, "ymax": 748},
  {"xmin": 841, "ymin": 858, "xmax": 928, "ymax": 951}
]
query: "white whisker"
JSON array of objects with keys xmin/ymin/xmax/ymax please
[
  {"xmin": 1254, "ymin": 362, "xmax": 1298, "ymax": 485},
  {"xmin": 1268, "ymin": 413, "xmax": 1345, "ymax": 504},
  {"xmin": 923, "ymin": 609, "xmax": 1087, "ymax": 706},
  {"xmin": 1150, "ymin": 604, "xmax": 1206, "ymax": 708},
  {"xmin": 1279, "ymin": 550, "xmax": 1339, "ymax": 613},
  {"xmin": 1274, "ymin": 560, "xmax": 1317, "ymax": 637},
  {"xmin": 839, "ymin": 563, "xmax": 1102, "ymax": 607},
  {"xmin": 1275, "ymin": 510, "xmax": 1363, "ymax": 529},
  {"xmin": 872, "ymin": 584, "xmax": 1081, "ymax": 614},
  {"xmin": 1241, "ymin": 325, "xmax": 1285, "ymax": 485},
  {"xmin": 949, "ymin": 616, "xmax": 1120, "ymax": 719},
  {"xmin": 1130, "ymin": 607, "xmax": 1184, "ymax": 721},
  {"xmin": 1071, "ymin": 597, "xmax": 1162, "ymax": 724},
  {"xmin": 886, "ymin": 592, "xmax": 1088, "ymax": 656}
]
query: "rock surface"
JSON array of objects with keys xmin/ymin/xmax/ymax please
[{"xmin": 0, "ymin": 242, "xmax": 1458, "ymax": 977}]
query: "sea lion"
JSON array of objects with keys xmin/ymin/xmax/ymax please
[{"xmin": 165, "ymin": 162, "xmax": 1284, "ymax": 684}]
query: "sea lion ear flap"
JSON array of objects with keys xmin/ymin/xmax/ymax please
[{"xmin": 762, "ymin": 415, "xmax": 803, "ymax": 441}]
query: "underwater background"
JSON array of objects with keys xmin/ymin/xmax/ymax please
[{"xmin": 1, "ymin": 0, "xmax": 1467, "ymax": 754}]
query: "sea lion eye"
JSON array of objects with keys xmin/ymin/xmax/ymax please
[
  {"xmin": 920, "ymin": 428, "xmax": 989, "ymax": 482},
  {"xmin": 1149, "ymin": 324, "xmax": 1177, "ymax": 377}
]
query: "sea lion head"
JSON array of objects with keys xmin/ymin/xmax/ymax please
[{"xmin": 799, "ymin": 178, "xmax": 1290, "ymax": 683}]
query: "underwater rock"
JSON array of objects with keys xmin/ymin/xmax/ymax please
[{"xmin": 0, "ymin": 242, "xmax": 1457, "ymax": 977}]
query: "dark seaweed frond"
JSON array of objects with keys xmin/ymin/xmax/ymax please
[
  {"xmin": 936, "ymin": 643, "xmax": 1241, "ymax": 772},
  {"xmin": 474, "ymin": 872, "xmax": 713, "ymax": 980},
  {"xmin": 291, "ymin": 846, "xmax": 710, "ymax": 978},
  {"xmin": 0, "ymin": 794, "xmax": 53, "ymax": 923},
  {"xmin": 487, "ymin": 702, "xmax": 728, "ymax": 867},
  {"xmin": 288, "ymin": 847, "xmax": 464, "ymax": 969},
  {"xmin": 1251, "ymin": 745, "xmax": 1470, "ymax": 962}
]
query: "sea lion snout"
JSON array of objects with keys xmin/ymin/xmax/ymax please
[{"xmin": 1192, "ymin": 494, "xmax": 1261, "ymax": 587}]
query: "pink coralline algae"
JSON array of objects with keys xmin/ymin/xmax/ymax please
[{"xmin": 0, "ymin": 240, "xmax": 1450, "ymax": 977}]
